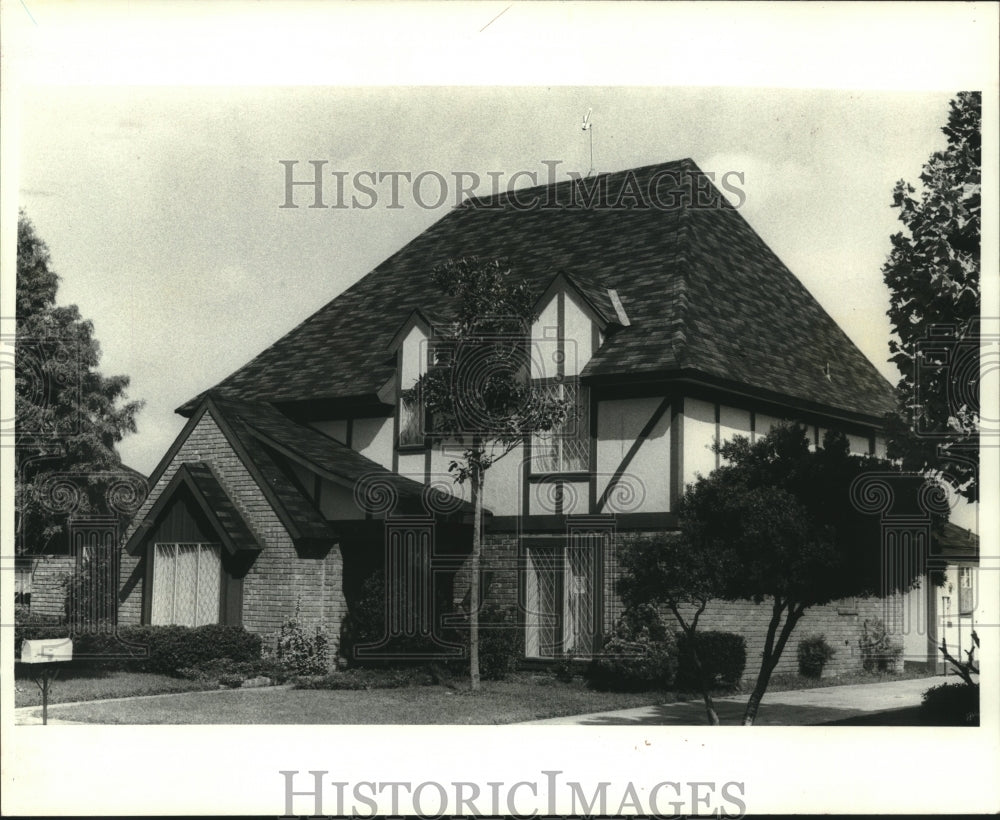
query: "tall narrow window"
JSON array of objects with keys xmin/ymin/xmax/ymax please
[
  {"xmin": 399, "ymin": 389, "xmax": 424, "ymax": 447},
  {"xmin": 958, "ymin": 566, "xmax": 975, "ymax": 616},
  {"xmin": 532, "ymin": 378, "xmax": 589, "ymax": 473},
  {"xmin": 151, "ymin": 543, "xmax": 221, "ymax": 626}
]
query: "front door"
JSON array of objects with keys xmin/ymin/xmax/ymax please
[{"xmin": 524, "ymin": 535, "xmax": 600, "ymax": 658}]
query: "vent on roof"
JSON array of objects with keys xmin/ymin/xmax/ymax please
[{"xmin": 608, "ymin": 288, "xmax": 631, "ymax": 327}]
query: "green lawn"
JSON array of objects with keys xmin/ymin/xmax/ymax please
[
  {"xmin": 15, "ymin": 665, "xmax": 937, "ymax": 724},
  {"xmin": 14, "ymin": 667, "xmax": 219, "ymax": 708},
  {"xmin": 740, "ymin": 665, "xmax": 934, "ymax": 695},
  {"xmin": 24, "ymin": 674, "xmax": 674, "ymax": 724}
]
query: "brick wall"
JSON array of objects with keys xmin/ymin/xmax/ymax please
[
  {"xmin": 461, "ymin": 527, "xmax": 905, "ymax": 680},
  {"xmin": 613, "ymin": 530, "xmax": 905, "ymax": 680},
  {"xmin": 22, "ymin": 556, "xmax": 76, "ymax": 618},
  {"xmin": 118, "ymin": 411, "xmax": 348, "ymax": 657}
]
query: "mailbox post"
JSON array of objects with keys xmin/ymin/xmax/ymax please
[{"xmin": 20, "ymin": 638, "xmax": 73, "ymax": 725}]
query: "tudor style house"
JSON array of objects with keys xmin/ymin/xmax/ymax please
[{"xmin": 120, "ymin": 158, "xmax": 938, "ymax": 676}]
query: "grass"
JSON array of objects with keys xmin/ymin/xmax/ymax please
[
  {"xmin": 14, "ymin": 666, "xmax": 220, "ymax": 708},
  {"xmin": 25, "ymin": 673, "xmax": 675, "ymax": 725},
  {"xmin": 16, "ymin": 664, "xmax": 940, "ymax": 724},
  {"xmin": 729, "ymin": 664, "xmax": 935, "ymax": 696}
]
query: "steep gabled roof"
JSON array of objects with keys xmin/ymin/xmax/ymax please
[
  {"xmin": 179, "ymin": 159, "xmax": 896, "ymax": 423},
  {"xmin": 124, "ymin": 461, "xmax": 261, "ymax": 556},
  {"xmin": 211, "ymin": 396, "xmax": 476, "ymax": 517}
]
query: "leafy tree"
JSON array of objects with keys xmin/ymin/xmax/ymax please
[
  {"xmin": 883, "ymin": 91, "xmax": 981, "ymax": 502},
  {"xmin": 15, "ymin": 211, "xmax": 144, "ymax": 558},
  {"xmin": 660, "ymin": 425, "xmax": 927, "ymax": 725},
  {"xmin": 618, "ymin": 533, "xmax": 732, "ymax": 725},
  {"xmin": 409, "ymin": 257, "xmax": 569, "ymax": 689}
]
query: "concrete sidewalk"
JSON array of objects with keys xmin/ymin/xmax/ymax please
[{"xmin": 521, "ymin": 676, "xmax": 941, "ymax": 726}]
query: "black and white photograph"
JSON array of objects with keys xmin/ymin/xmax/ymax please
[{"xmin": 2, "ymin": 1, "xmax": 998, "ymax": 816}]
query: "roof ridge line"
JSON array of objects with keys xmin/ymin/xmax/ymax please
[{"xmin": 670, "ymin": 206, "xmax": 692, "ymax": 367}]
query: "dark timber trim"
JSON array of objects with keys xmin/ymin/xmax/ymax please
[
  {"xmin": 596, "ymin": 396, "xmax": 671, "ymax": 514},
  {"xmin": 669, "ymin": 396, "xmax": 684, "ymax": 511}
]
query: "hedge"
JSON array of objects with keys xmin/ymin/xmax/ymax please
[
  {"xmin": 920, "ymin": 682, "xmax": 979, "ymax": 726},
  {"xmin": 15, "ymin": 619, "xmax": 262, "ymax": 677},
  {"xmin": 675, "ymin": 631, "xmax": 746, "ymax": 692}
]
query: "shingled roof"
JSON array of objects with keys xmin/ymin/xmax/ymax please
[
  {"xmin": 210, "ymin": 396, "xmax": 476, "ymax": 517},
  {"xmin": 179, "ymin": 159, "xmax": 896, "ymax": 423}
]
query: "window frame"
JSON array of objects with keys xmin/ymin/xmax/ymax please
[
  {"xmin": 150, "ymin": 541, "xmax": 224, "ymax": 627},
  {"xmin": 529, "ymin": 376, "xmax": 590, "ymax": 476}
]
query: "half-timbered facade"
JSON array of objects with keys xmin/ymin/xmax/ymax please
[{"xmin": 120, "ymin": 158, "xmax": 915, "ymax": 675}]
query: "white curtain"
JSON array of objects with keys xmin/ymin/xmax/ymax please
[{"xmin": 151, "ymin": 543, "xmax": 221, "ymax": 626}]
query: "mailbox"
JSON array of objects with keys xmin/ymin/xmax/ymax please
[{"xmin": 21, "ymin": 638, "xmax": 73, "ymax": 664}]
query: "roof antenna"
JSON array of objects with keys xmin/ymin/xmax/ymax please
[{"xmin": 581, "ymin": 108, "xmax": 595, "ymax": 177}]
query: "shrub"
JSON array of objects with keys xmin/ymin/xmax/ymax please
[
  {"xmin": 63, "ymin": 546, "xmax": 119, "ymax": 631},
  {"xmin": 797, "ymin": 634, "xmax": 836, "ymax": 679},
  {"xmin": 340, "ymin": 571, "xmax": 456, "ymax": 666},
  {"xmin": 446, "ymin": 605, "xmax": 523, "ymax": 681},
  {"xmin": 584, "ymin": 605, "xmax": 678, "ymax": 692},
  {"xmin": 675, "ymin": 631, "xmax": 747, "ymax": 692},
  {"xmin": 275, "ymin": 606, "xmax": 330, "ymax": 678},
  {"xmin": 176, "ymin": 657, "xmax": 278, "ymax": 687},
  {"xmin": 15, "ymin": 606, "xmax": 264, "ymax": 675},
  {"xmin": 920, "ymin": 682, "xmax": 979, "ymax": 726},
  {"xmin": 293, "ymin": 667, "xmax": 432, "ymax": 690},
  {"xmin": 859, "ymin": 618, "xmax": 903, "ymax": 674},
  {"xmin": 553, "ymin": 655, "xmax": 577, "ymax": 683},
  {"xmin": 14, "ymin": 610, "xmax": 68, "ymax": 656},
  {"xmin": 129, "ymin": 624, "xmax": 263, "ymax": 675}
]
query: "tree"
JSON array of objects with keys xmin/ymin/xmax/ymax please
[
  {"xmin": 410, "ymin": 257, "xmax": 569, "ymax": 689},
  {"xmin": 671, "ymin": 425, "xmax": 928, "ymax": 725},
  {"xmin": 618, "ymin": 533, "xmax": 732, "ymax": 725},
  {"xmin": 883, "ymin": 91, "xmax": 981, "ymax": 503},
  {"xmin": 15, "ymin": 211, "xmax": 144, "ymax": 559}
]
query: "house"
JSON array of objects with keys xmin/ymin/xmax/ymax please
[
  {"xmin": 901, "ymin": 521, "xmax": 980, "ymax": 674},
  {"xmin": 120, "ymin": 158, "xmax": 942, "ymax": 676},
  {"xmin": 17, "ymin": 463, "xmax": 147, "ymax": 622}
]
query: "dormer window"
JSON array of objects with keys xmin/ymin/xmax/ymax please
[
  {"xmin": 399, "ymin": 388, "xmax": 424, "ymax": 447},
  {"xmin": 532, "ymin": 377, "xmax": 589, "ymax": 473}
]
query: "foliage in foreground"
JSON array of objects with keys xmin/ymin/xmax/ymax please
[
  {"xmin": 676, "ymin": 631, "xmax": 747, "ymax": 691},
  {"xmin": 920, "ymin": 682, "xmax": 979, "ymax": 726},
  {"xmin": 584, "ymin": 605, "xmax": 678, "ymax": 692},
  {"xmin": 618, "ymin": 424, "xmax": 929, "ymax": 725}
]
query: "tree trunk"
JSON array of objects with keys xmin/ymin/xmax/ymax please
[
  {"xmin": 669, "ymin": 604, "xmax": 719, "ymax": 726},
  {"xmin": 469, "ymin": 468, "xmax": 482, "ymax": 691},
  {"xmin": 688, "ymin": 636, "xmax": 720, "ymax": 726},
  {"xmin": 743, "ymin": 601, "xmax": 804, "ymax": 725}
]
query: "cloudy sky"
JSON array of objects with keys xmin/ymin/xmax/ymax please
[{"xmin": 17, "ymin": 84, "xmax": 961, "ymax": 475}]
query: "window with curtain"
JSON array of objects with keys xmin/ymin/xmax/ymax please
[{"xmin": 151, "ymin": 543, "xmax": 221, "ymax": 626}]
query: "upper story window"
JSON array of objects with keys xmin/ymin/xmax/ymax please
[
  {"xmin": 398, "ymin": 389, "xmax": 424, "ymax": 447},
  {"xmin": 532, "ymin": 378, "xmax": 589, "ymax": 473}
]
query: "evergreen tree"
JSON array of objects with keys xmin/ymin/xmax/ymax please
[{"xmin": 15, "ymin": 211, "xmax": 144, "ymax": 556}]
